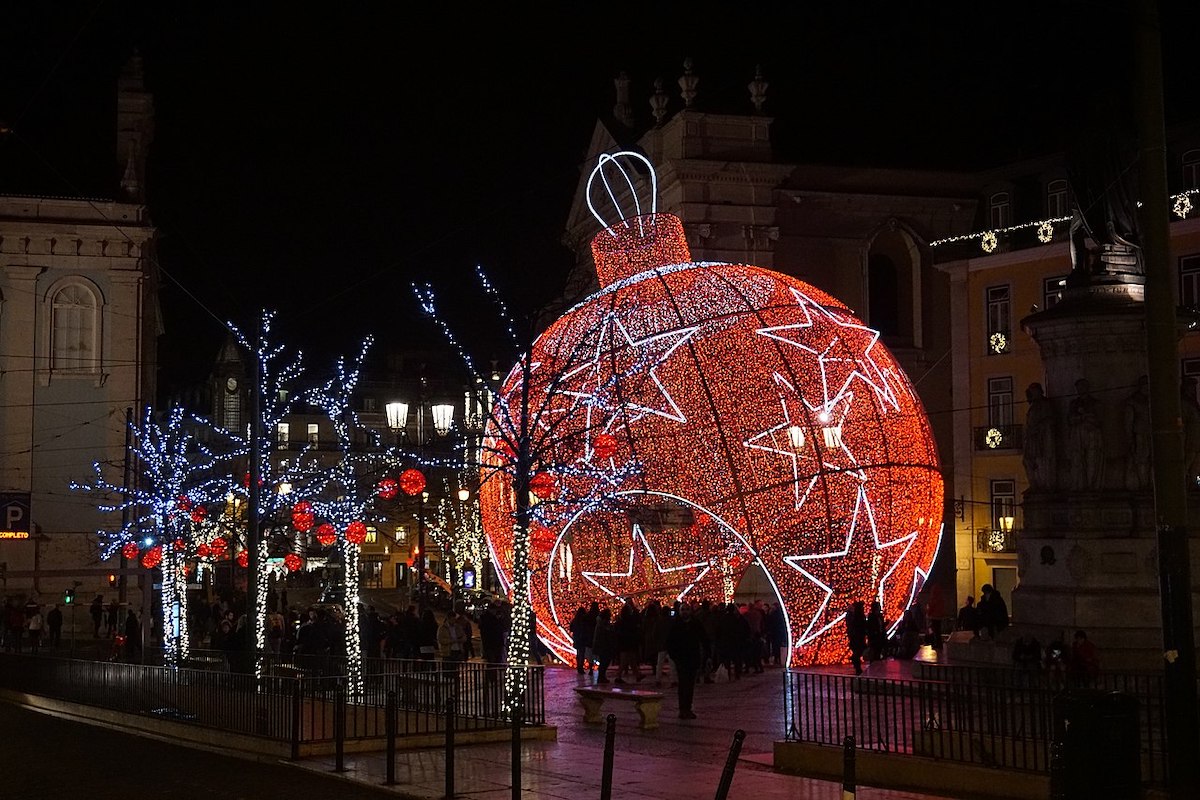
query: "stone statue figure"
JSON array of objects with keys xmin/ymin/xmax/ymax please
[
  {"xmin": 1067, "ymin": 378, "xmax": 1104, "ymax": 490},
  {"xmin": 1182, "ymin": 377, "xmax": 1200, "ymax": 488},
  {"xmin": 1022, "ymin": 382, "xmax": 1058, "ymax": 489},
  {"xmin": 1123, "ymin": 375, "xmax": 1152, "ymax": 490}
]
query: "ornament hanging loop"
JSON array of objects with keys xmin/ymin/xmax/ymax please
[{"xmin": 586, "ymin": 151, "xmax": 659, "ymax": 238}]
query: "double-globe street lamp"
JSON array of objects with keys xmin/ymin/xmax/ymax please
[{"xmin": 385, "ymin": 397, "xmax": 454, "ymax": 612}]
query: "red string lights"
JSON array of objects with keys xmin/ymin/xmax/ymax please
[{"xmin": 479, "ymin": 211, "xmax": 943, "ymax": 667}]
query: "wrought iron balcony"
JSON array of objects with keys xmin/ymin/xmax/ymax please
[{"xmin": 977, "ymin": 527, "xmax": 1019, "ymax": 553}]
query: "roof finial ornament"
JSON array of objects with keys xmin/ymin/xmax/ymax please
[
  {"xmin": 612, "ymin": 71, "xmax": 634, "ymax": 129},
  {"xmin": 678, "ymin": 58, "xmax": 698, "ymax": 108},
  {"xmin": 748, "ymin": 65, "xmax": 768, "ymax": 113},
  {"xmin": 650, "ymin": 77, "xmax": 669, "ymax": 126}
]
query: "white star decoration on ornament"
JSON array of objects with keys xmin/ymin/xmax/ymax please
[
  {"xmin": 553, "ymin": 313, "xmax": 697, "ymax": 443},
  {"xmin": 744, "ymin": 373, "xmax": 866, "ymax": 511},
  {"xmin": 758, "ymin": 287, "xmax": 901, "ymax": 415},
  {"xmin": 582, "ymin": 524, "xmax": 712, "ymax": 602},
  {"xmin": 781, "ymin": 485, "xmax": 916, "ymax": 646}
]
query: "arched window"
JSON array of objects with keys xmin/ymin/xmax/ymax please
[
  {"xmin": 1183, "ymin": 149, "xmax": 1200, "ymax": 190},
  {"xmin": 989, "ymin": 192, "xmax": 1011, "ymax": 229},
  {"xmin": 868, "ymin": 254, "xmax": 900, "ymax": 336},
  {"xmin": 51, "ymin": 282, "xmax": 99, "ymax": 372}
]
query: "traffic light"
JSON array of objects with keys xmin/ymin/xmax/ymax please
[
  {"xmin": 63, "ymin": 587, "xmax": 74, "ymax": 605},
  {"xmin": 108, "ymin": 573, "xmax": 117, "ymax": 588}
]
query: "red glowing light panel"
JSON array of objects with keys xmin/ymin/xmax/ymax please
[{"xmin": 478, "ymin": 213, "xmax": 943, "ymax": 668}]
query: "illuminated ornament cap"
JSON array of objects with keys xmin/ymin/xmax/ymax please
[{"xmin": 479, "ymin": 150, "xmax": 943, "ymax": 669}]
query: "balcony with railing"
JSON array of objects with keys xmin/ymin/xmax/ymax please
[{"xmin": 976, "ymin": 526, "xmax": 1018, "ymax": 553}]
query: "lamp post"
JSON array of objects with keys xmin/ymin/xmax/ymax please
[{"xmin": 386, "ymin": 395, "xmax": 455, "ymax": 613}]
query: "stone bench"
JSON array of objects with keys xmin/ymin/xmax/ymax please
[{"xmin": 573, "ymin": 685, "xmax": 664, "ymax": 730}]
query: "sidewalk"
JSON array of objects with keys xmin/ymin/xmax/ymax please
[{"xmin": 292, "ymin": 660, "xmax": 955, "ymax": 799}]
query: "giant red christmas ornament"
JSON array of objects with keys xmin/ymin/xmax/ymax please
[{"xmin": 478, "ymin": 153, "xmax": 943, "ymax": 668}]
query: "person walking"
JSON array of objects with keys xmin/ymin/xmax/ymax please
[
  {"xmin": 47, "ymin": 603, "xmax": 63, "ymax": 649},
  {"xmin": 26, "ymin": 604, "xmax": 44, "ymax": 654},
  {"xmin": 569, "ymin": 606, "xmax": 592, "ymax": 674},
  {"xmin": 591, "ymin": 608, "xmax": 616, "ymax": 684},
  {"xmin": 614, "ymin": 598, "xmax": 643, "ymax": 683},
  {"xmin": 90, "ymin": 595, "xmax": 104, "ymax": 638},
  {"xmin": 846, "ymin": 601, "xmax": 868, "ymax": 675},
  {"xmin": 865, "ymin": 600, "xmax": 887, "ymax": 663},
  {"xmin": 123, "ymin": 609, "xmax": 140, "ymax": 660},
  {"xmin": 666, "ymin": 602, "xmax": 704, "ymax": 719}
]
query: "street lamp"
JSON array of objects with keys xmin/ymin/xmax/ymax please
[{"xmin": 388, "ymin": 393, "xmax": 456, "ymax": 612}]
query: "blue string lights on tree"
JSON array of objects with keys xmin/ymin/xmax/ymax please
[
  {"xmin": 299, "ymin": 336, "xmax": 378, "ymax": 697},
  {"xmin": 416, "ymin": 270, "xmax": 653, "ymax": 717},
  {"xmin": 72, "ymin": 405, "xmax": 241, "ymax": 668}
]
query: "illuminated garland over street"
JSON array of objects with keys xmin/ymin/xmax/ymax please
[{"xmin": 479, "ymin": 152, "xmax": 944, "ymax": 668}]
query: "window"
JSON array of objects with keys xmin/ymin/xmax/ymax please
[
  {"xmin": 867, "ymin": 254, "xmax": 900, "ymax": 336},
  {"xmin": 1181, "ymin": 255, "xmax": 1200, "ymax": 308},
  {"xmin": 1184, "ymin": 150, "xmax": 1200, "ymax": 190},
  {"xmin": 363, "ymin": 397, "xmax": 378, "ymax": 413},
  {"xmin": 222, "ymin": 392, "xmax": 240, "ymax": 433},
  {"xmin": 989, "ymin": 192, "xmax": 1011, "ymax": 229},
  {"xmin": 1183, "ymin": 359, "xmax": 1200, "ymax": 404},
  {"xmin": 1043, "ymin": 275, "xmax": 1066, "ymax": 309},
  {"xmin": 989, "ymin": 478, "xmax": 1016, "ymax": 531},
  {"xmin": 1047, "ymin": 179, "xmax": 1069, "ymax": 218},
  {"xmin": 307, "ymin": 423, "xmax": 320, "ymax": 445},
  {"xmin": 987, "ymin": 377, "xmax": 1014, "ymax": 429},
  {"xmin": 986, "ymin": 285, "xmax": 1011, "ymax": 354},
  {"xmin": 277, "ymin": 423, "xmax": 290, "ymax": 450},
  {"xmin": 50, "ymin": 282, "xmax": 99, "ymax": 372}
]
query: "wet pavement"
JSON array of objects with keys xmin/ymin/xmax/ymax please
[{"xmin": 292, "ymin": 657, "xmax": 956, "ymax": 799}]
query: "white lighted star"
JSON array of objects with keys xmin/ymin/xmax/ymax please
[
  {"xmin": 757, "ymin": 287, "xmax": 900, "ymax": 414},
  {"xmin": 581, "ymin": 523, "xmax": 712, "ymax": 603},
  {"xmin": 781, "ymin": 485, "xmax": 917, "ymax": 646}
]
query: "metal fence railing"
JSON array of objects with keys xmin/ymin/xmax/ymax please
[
  {"xmin": 784, "ymin": 668, "xmax": 1172, "ymax": 786},
  {"xmin": 0, "ymin": 652, "xmax": 546, "ymax": 754}
]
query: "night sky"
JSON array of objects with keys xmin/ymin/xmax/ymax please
[{"xmin": 2, "ymin": 2, "xmax": 1196, "ymax": 398}]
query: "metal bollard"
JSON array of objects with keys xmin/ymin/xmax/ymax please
[
  {"xmin": 334, "ymin": 683, "xmax": 346, "ymax": 773},
  {"xmin": 445, "ymin": 691, "xmax": 456, "ymax": 799},
  {"xmin": 600, "ymin": 713, "xmax": 617, "ymax": 800},
  {"xmin": 842, "ymin": 735, "xmax": 856, "ymax": 800},
  {"xmin": 385, "ymin": 689, "xmax": 397, "ymax": 786},
  {"xmin": 714, "ymin": 729, "xmax": 745, "ymax": 800}
]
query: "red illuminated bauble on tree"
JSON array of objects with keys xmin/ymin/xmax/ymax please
[
  {"xmin": 291, "ymin": 501, "xmax": 315, "ymax": 533},
  {"xmin": 210, "ymin": 537, "xmax": 228, "ymax": 557},
  {"xmin": 377, "ymin": 477, "xmax": 399, "ymax": 501},
  {"xmin": 478, "ymin": 153, "xmax": 943, "ymax": 669},
  {"xmin": 345, "ymin": 521, "xmax": 368, "ymax": 545},
  {"xmin": 592, "ymin": 433, "xmax": 618, "ymax": 461},
  {"xmin": 283, "ymin": 553, "xmax": 302, "ymax": 572},
  {"xmin": 141, "ymin": 545, "xmax": 163, "ymax": 570},
  {"xmin": 528, "ymin": 472, "xmax": 556, "ymax": 500},
  {"xmin": 122, "ymin": 542, "xmax": 139, "ymax": 560},
  {"xmin": 190, "ymin": 506, "xmax": 207, "ymax": 524},
  {"xmin": 173, "ymin": 538, "xmax": 186, "ymax": 552},
  {"xmin": 315, "ymin": 523, "xmax": 337, "ymax": 547},
  {"xmin": 399, "ymin": 468, "xmax": 426, "ymax": 496},
  {"xmin": 176, "ymin": 496, "xmax": 191, "ymax": 512},
  {"xmin": 237, "ymin": 551, "xmax": 249, "ymax": 568},
  {"xmin": 196, "ymin": 543, "xmax": 211, "ymax": 558}
]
